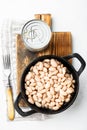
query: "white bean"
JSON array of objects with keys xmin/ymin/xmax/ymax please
[
  {"xmin": 51, "ymin": 76, "xmax": 58, "ymax": 80},
  {"xmin": 62, "ymin": 67, "xmax": 66, "ymax": 75},
  {"xmin": 53, "ymin": 106, "xmax": 59, "ymax": 110},
  {"xmin": 49, "ymin": 102, "xmax": 55, "ymax": 107},
  {"xmin": 45, "ymin": 97, "xmax": 51, "ymax": 103},
  {"xmin": 35, "ymin": 76, "xmax": 40, "ymax": 81},
  {"xmin": 37, "ymin": 86, "xmax": 43, "ymax": 91},
  {"xmin": 42, "ymin": 93, "xmax": 47, "ymax": 99},
  {"xmin": 30, "ymin": 78, "xmax": 35, "ymax": 83},
  {"xmin": 49, "ymin": 79, "xmax": 54, "ymax": 85},
  {"xmin": 44, "ymin": 59, "xmax": 50, "ymax": 63},
  {"xmin": 59, "ymin": 102, "xmax": 63, "ymax": 106},
  {"xmin": 38, "ymin": 98, "xmax": 42, "ymax": 102},
  {"xmin": 55, "ymin": 85, "xmax": 62, "ymax": 92},
  {"xmin": 37, "ymin": 92, "xmax": 42, "ymax": 98},
  {"xmin": 66, "ymin": 87, "xmax": 74, "ymax": 94},
  {"xmin": 26, "ymin": 90, "xmax": 29, "ymax": 95},
  {"xmin": 59, "ymin": 95, "xmax": 65, "ymax": 102},
  {"xmin": 35, "ymin": 102, "xmax": 41, "ymax": 107},
  {"xmin": 50, "ymin": 87, "xmax": 55, "ymax": 95},
  {"xmin": 41, "ymin": 78, "xmax": 45, "ymax": 84},
  {"xmin": 57, "ymin": 73, "xmax": 64, "ymax": 78},
  {"xmin": 26, "ymin": 80, "xmax": 30, "ymax": 85},
  {"xmin": 49, "ymin": 66, "xmax": 56, "ymax": 71},
  {"xmin": 33, "ymin": 66, "xmax": 38, "ymax": 75},
  {"xmin": 43, "ymin": 67, "xmax": 47, "ymax": 73},
  {"xmin": 37, "ymin": 81, "xmax": 42, "ymax": 87},
  {"xmin": 42, "ymin": 100, "xmax": 46, "ymax": 107},
  {"xmin": 25, "ymin": 72, "xmax": 32, "ymax": 81},
  {"xmin": 62, "ymin": 86, "xmax": 67, "ymax": 91},
  {"xmin": 44, "ymin": 62, "xmax": 50, "ymax": 68},
  {"xmin": 28, "ymin": 97, "xmax": 34, "ymax": 104},
  {"xmin": 29, "ymin": 82, "xmax": 36, "ymax": 87},
  {"xmin": 45, "ymin": 82, "xmax": 50, "ymax": 89},
  {"xmin": 37, "ymin": 62, "xmax": 43, "ymax": 70},
  {"xmin": 47, "ymin": 92, "xmax": 52, "ymax": 99},
  {"xmin": 44, "ymin": 76, "xmax": 49, "ymax": 81},
  {"xmin": 33, "ymin": 95, "xmax": 38, "ymax": 101},
  {"xmin": 60, "ymin": 89, "xmax": 67, "ymax": 96},
  {"xmin": 40, "ymin": 89, "xmax": 46, "ymax": 94},
  {"xmin": 44, "ymin": 103, "xmax": 49, "ymax": 108},
  {"xmin": 51, "ymin": 59, "xmax": 57, "ymax": 67},
  {"xmin": 65, "ymin": 97, "xmax": 70, "ymax": 102},
  {"xmin": 31, "ymin": 91, "xmax": 36, "ymax": 95},
  {"xmin": 31, "ymin": 87, "xmax": 36, "ymax": 91},
  {"xmin": 27, "ymin": 87, "xmax": 32, "ymax": 93},
  {"xmin": 72, "ymin": 80, "xmax": 75, "ymax": 83}
]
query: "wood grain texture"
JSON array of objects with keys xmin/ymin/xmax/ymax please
[
  {"xmin": 16, "ymin": 14, "xmax": 72, "ymax": 106},
  {"xmin": 35, "ymin": 14, "xmax": 52, "ymax": 27}
]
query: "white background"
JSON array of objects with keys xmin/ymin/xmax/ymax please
[{"xmin": 0, "ymin": 0, "xmax": 87, "ymax": 130}]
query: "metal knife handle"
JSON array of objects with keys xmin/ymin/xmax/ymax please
[{"xmin": 6, "ymin": 87, "xmax": 15, "ymax": 120}]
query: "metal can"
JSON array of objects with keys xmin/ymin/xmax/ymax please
[{"xmin": 21, "ymin": 19, "xmax": 52, "ymax": 52}]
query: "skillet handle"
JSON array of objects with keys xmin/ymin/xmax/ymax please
[
  {"xmin": 63, "ymin": 53, "xmax": 86, "ymax": 76},
  {"xmin": 14, "ymin": 93, "xmax": 36, "ymax": 117}
]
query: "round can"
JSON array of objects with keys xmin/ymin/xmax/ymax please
[{"xmin": 21, "ymin": 19, "xmax": 52, "ymax": 52}]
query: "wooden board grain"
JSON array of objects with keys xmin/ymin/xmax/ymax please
[
  {"xmin": 16, "ymin": 14, "xmax": 72, "ymax": 106},
  {"xmin": 34, "ymin": 14, "xmax": 52, "ymax": 27}
]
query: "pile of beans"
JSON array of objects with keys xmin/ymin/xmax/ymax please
[{"xmin": 25, "ymin": 59, "xmax": 75, "ymax": 110}]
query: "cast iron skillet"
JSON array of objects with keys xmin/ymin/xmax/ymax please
[{"xmin": 14, "ymin": 53, "xmax": 86, "ymax": 117}]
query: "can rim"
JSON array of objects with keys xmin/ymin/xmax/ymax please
[{"xmin": 21, "ymin": 19, "xmax": 52, "ymax": 51}]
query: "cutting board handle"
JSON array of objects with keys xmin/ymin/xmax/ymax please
[{"xmin": 14, "ymin": 93, "xmax": 36, "ymax": 117}]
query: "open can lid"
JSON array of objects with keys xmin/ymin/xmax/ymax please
[{"xmin": 21, "ymin": 19, "xmax": 52, "ymax": 52}]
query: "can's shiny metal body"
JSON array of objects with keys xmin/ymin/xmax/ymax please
[{"xmin": 21, "ymin": 19, "xmax": 52, "ymax": 52}]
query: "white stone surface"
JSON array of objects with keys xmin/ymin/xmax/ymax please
[{"xmin": 0, "ymin": 0, "xmax": 87, "ymax": 130}]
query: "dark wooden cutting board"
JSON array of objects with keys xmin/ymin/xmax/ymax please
[{"xmin": 16, "ymin": 14, "xmax": 72, "ymax": 106}]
